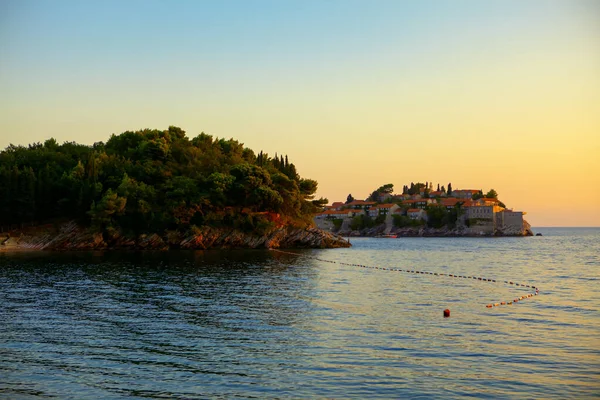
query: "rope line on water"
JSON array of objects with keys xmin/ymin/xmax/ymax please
[{"xmin": 271, "ymin": 249, "xmax": 539, "ymax": 309}]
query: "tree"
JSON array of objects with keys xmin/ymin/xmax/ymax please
[
  {"xmin": 367, "ymin": 183, "xmax": 393, "ymax": 202},
  {"xmin": 1, "ymin": 126, "xmax": 328, "ymax": 234},
  {"xmin": 346, "ymin": 194, "xmax": 354, "ymax": 204},
  {"xmin": 485, "ymin": 189, "xmax": 498, "ymax": 199},
  {"xmin": 350, "ymin": 214, "xmax": 375, "ymax": 231},
  {"xmin": 426, "ymin": 205, "xmax": 447, "ymax": 229},
  {"xmin": 117, "ymin": 174, "xmax": 156, "ymax": 233},
  {"xmin": 447, "ymin": 182, "xmax": 453, "ymax": 195},
  {"xmin": 88, "ymin": 189, "xmax": 126, "ymax": 230}
]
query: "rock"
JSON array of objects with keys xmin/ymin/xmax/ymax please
[
  {"xmin": 331, "ymin": 219, "xmax": 534, "ymax": 238},
  {"xmin": 5, "ymin": 221, "xmax": 351, "ymax": 251}
]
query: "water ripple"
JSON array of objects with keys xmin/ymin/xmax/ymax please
[{"xmin": 1, "ymin": 228, "xmax": 599, "ymax": 398}]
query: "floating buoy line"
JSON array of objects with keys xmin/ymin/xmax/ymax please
[{"xmin": 271, "ymin": 249, "xmax": 539, "ymax": 308}]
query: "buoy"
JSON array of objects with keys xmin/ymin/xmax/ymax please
[{"xmin": 444, "ymin": 309, "xmax": 451, "ymax": 317}]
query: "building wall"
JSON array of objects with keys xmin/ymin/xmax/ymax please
[
  {"xmin": 498, "ymin": 211, "xmax": 524, "ymax": 231},
  {"xmin": 381, "ymin": 204, "xmax": 399, "ymax": 215},
  {"xmin": 466, "ymin": 205, "xmax": 494, "ymax": 220}
]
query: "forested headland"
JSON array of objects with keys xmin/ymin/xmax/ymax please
[{"xmin": 0, "ymin": 126, "xmax": 342, "ymax": 248}]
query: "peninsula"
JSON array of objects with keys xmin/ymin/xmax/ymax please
[{"xmin": 0, "ymin": 127, "xmax": 349, "ymax": 250}]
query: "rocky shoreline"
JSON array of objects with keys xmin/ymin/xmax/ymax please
[
  {"xmin": 0, "ymin": 221, "xmax": 351, "ymax": 251},
  {"xmin": 339, "ymin": 220, "xmax": 534, "ymax": 237}
]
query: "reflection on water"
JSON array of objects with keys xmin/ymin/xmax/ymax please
[{"xmin": 1, "ymin": 229, "xmax": 599, "ymax": 398}]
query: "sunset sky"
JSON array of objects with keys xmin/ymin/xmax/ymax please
[{"xmin": 1, "ymin": 0, "xmax": 598, "ymax": 226}]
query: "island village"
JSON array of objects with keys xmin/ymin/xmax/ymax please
[{"xmin": 315, "ymin": 183, "xmax": 532, "ymax": 237}]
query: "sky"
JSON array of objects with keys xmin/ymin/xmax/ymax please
[{"xmin": 1, "ymin": 0, "xmax": 599, "ymax": 226}]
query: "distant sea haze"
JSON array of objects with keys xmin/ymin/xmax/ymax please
[{"xmin": 0, "ymin": 227, "xmax": 598, "ymax": 398}]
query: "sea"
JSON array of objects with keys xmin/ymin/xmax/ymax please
[{"xmin": 0, "ymin": 227, "xmax": 598, "ymax": 399}]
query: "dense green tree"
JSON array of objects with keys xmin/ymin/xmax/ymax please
[
  {"xmin": 350, "ymin": 214, "xmax": 375, "ymax": 231},
  {"xmin": 0, "ymin": 127, "xmax": 325, "ymax": 233},
  {"xmin": 425, "ymin": 205, "xmax": 447, "ymax": 229},
  {"xmin": 88, "ymin": 189, "xmax": 127, "ymax": 230}
]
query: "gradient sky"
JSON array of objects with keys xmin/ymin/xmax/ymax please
[{"xmin": 1, "ymin": 0, "xmax": 599, "ymax": 226}]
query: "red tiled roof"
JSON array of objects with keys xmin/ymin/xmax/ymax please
[
  {"xmin": 346, "ymin": 200, "xmax": 376, "ymax": 206},
  {"xmin": 441, "ymin": 198, "xmax": 460, "ymax": 206},
  {"xmin": 407, "ymin": 208, "xmax": 422, "ymax": 213},
  {"xmin": 319, "ymin": 209, "xmax": 349, "ymax": 215}
]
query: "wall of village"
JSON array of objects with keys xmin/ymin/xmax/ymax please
[
  {"xmin": 464, "ymin": 220, "xmax": 495, "ymax": 235},
  {"xmin": 496, "ymin": 211, "xmax": 526, "ymax": 235},
  {"xmin": 314, "ymin": 218, "xmax": 335, "ymax": 232}
]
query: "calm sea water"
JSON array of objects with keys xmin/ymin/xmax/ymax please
[{"xmin": 1, "ymin": 228, "xmax": 598, "ymax": 399}]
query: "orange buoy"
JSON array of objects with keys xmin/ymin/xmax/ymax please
[{"xmin": 444, "ymin": 309, "xmax": 451, "ymax": 317}]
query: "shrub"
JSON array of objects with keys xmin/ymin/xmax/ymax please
[
  {"xmin": 332, "ymin": 218, "xmax": 343, "ymax": 231},
  {"xmin": 392, "ymin": 215, "xmax": 410, "ymax": 227}
]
